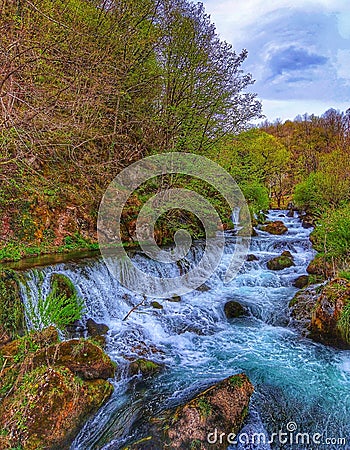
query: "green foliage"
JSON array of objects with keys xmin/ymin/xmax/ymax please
[
  {"xmin": 197, "ymin": 397, "xmax": 212, "ymax": 418},
  {"xmin": 311, "ymin": 205, "xmax": 350, "ymax": 261},
  {"xmin": 240, "ymin": 181, "xmax": 269, "ymax": 215},
  {"xmin": 26, "ymin": 279, "xmax": 84, "ymax": 331},
  {"xmin": 338, "ymin": 302, "xmax": 350, "ymax": 344},
  {"xmin": 0, "ymin": 269, "xmax": 25, "ymax": 336},
  {"xmin": 339, "ymin": 271, "xmax": 350, "ymax": 281},
  {"xmin": 294, "ymin": 151, "xmax": 350, "ymax": 214},
  {"xmin": 229, "ymin": 375, "xmax": 244, "ymax": 388}
]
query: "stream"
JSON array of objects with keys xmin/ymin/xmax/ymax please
[{"xmin": 19, "ymin": 210, "xmax": 350, "ymax": 449}]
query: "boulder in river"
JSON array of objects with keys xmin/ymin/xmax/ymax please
[
  {"xmin": 247, "ymin": 254, "xmax": 258, "ymax": 262},
  {"xmin": 0, "ymin": 329, "xmax": 115, "ymax": 450},
  {"xmin": 129, "ymin": 358, "xmax": 163, "ymax": 377},
  {"xmin": 267, "ymin": 251, "xmax": 294, "ymax": 271},
  {"xmin": 290, "ymin": 278, "xmax": 350, "ymax": 349},
  {"xmin": 293, "ymin": 275, "xmax": 309, "ymax": 289},
  {"xmin": 125, "ymin": 373, "xmax": 254, "ymax": 450},
  {"xmin": 261, "ymin": 221, "xmax": 288, "ymax": 235},
  {"xmin": 306, "ymin": 255, "xmax": 333, "ymax": 279},
  {"xmin": 309, "ymin": 278, "xmax": 350, "ymax": 349},
  {"xmin": 224, "ymin": 301, "xmax": 248, "ymax": 318}
]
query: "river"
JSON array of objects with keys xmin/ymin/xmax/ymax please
[{"xmin": 19, "ymin": 210, "xmax": 350, "ymax": 449}]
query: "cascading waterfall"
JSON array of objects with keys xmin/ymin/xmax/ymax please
[{"xmin": 18, "ymin": 211, "xmax": 350, "ymax": 450}]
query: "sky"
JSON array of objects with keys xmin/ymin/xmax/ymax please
[{"xmin": 201, "ymin": 0, "xmax": 350, "ymax": 122}]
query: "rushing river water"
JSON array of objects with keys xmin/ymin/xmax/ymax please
[{"xmin": 19, "ymin": 210, "xmax": 350, "ymax": 449}]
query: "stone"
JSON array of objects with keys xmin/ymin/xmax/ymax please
[
  {"xmin": 224, "ymin": 301, "xmax": 248, "ymax": 319},
  {"xmin": 247, "ymin": 254, "xmax": 258, "ymax": 262},
  {"xmin": 307, "ymin": 256, "xmax": 333, "ymax": 279},
  {"xmin": 167, "ymin": 295, "xmax": 181, "ymax": 302},
  {"xmin": 261, "ymin": 221, "xmax": 288, "ymax": 235},
  {"xmin": 151, "ymin": 301, "xmax": 163, "ymax": 309},
  {"xmin": 293, "ymin": 275, "xmax": 309, "ymax": 289},
  {"xmin": 0, "ymin": 366, "xmax": 113, "ymax": 450},
  {"xmin": 129, "ymin": 358, "xmax": 163, "ymax": 377},
  {"xmin": 267, "ymin": 252, "xmax": 294, "ymax": 271},
  {"xmin": 86, "ymin": 318, "xmax": 109, "ymax": 337},
  {"xmin": 309, "ymin": 278, "xmax": 350, "ymax": 349},
  {"xmin": 30, "ymin": 339, "xmax": 116, "ymax": 380},
  {"xmin": 196, "ymin": 284, "xmax": 211, "ymax": 292},
  {"xmin": 125, "ymin": 374, "xmax": 254, "ymax": 450}
]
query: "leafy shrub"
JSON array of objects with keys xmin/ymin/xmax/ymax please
[
  {"xmin": 311, "ymin": 205, "xmax": 350, "ymax": 261},
  {"xmin": 26, "ymin": 280, "xmax": 84, "ymax": 331},
  {"xmin": 240, "ymin": 181, "xmax": 269, "ymax": 215}
]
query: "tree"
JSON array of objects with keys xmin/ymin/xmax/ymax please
[{"xmin": 154, "ymin": 0, "xmax": 261, "ymax": 153}]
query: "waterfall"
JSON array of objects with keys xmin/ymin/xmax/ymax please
[{"xmin": 18, "ymin": 210, "xmax": 350, "ymax": 450}]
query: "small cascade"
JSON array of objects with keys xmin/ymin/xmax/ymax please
[{"xmin": 18, "ymin": 210, "xmax": 350, "ymax": 450}]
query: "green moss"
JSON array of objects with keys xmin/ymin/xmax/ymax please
[
  {"xmin": 229, "ymin": 374, "xmax": 244, "ymax": 388},
  {"xmin": 197, "ymin": 397, "xmax": 212, "ymax": 418},
  {"xmin": 0, "ymin": 269, "xmax": 25, "ymax": 337},
  {"xmin": 338, "ymin": 302, "xmax": 350, "ymax": 344}
]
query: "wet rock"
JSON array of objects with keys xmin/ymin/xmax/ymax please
[
  {"xmin": 251, "ymin": 228, "xmax": 258, "ymax": 237},
  {"xmin": 261, "ymin": 221, "xmax": 288, "ymax": 235},
  {"xmin": 129, "ymin": 358, "xmax": 163, "ymax": 377},
  {"xmin": 290, "ymin": 278, "xmax": 350, "ymax": 349},
  {"xmin": 247, "ymin": 254, "xmax": 258, "ymax": 262},
  {"xmin": 86, "ymin": 318, "xmax": 109, "ymax": 337},
  {"xmin": 224, "ymin": 301, "xmax": 248, "ymax": 319},
  {"xmin": 30, "ymin": 339, "xmax": 116, "ymax": 380},
  {"xmin": 125, "ymin": 374, "xmax": 253, "ymax": 450},
  {"xmin": 86, "ymin": 318, "xmax": 109, "ymax": 347},
  {"xmin": 50, "ymin": 272, "xmax": 76, "ymax": 298},
  {"xmin": 309, "ymin": 278, "xmax": 350, "ymax": 349},
  {"xmin": 293, "ymin": 275, "xmax": 309, "ymax": 289},
  {"xmin": 167, "ymin": 295, "xmax": 181, "ymax": 302},
  {"xmin": 289, "ymin": 285, "xmax": 320, "ymax": 333},
  {"xmin": 0, "ymin": 366, "xmax": 113, "ymax": 450},
  {"xmin": 0, "ymin": 328, "xmax": 115, "ymax": 450},
  {"xmin": 234, "ymin": 409, "xmax": 271, "ymax": 450},
  {"xmin": 151, "ymin": 301, "xmax": 163, "ymax": 309},
  {"xmin": 267, "ymin": 252, "xmax": 294, "ymax": 271},
  {"xmin": 196, "ymin": 283, "xmax": 211, "ymax": 292},
  {"xmin": 287, "ymin": 209, "xmax": 294, "ymax": 218},
  {"xmin": 307, "ymin": 255, "xmax": 333, "ymax": 279}
]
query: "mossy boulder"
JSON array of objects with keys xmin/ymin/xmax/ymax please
[
  {"xmin": 0, "ymin": 366, "xmax": 113, "ymax": 450},
  {"xmin": 86, "ymin": 318, "xmax": 109, "ymax": 347},
  {"xmin": 261, "ymin": 220, "xmax": 288, "ymax": 235},
  {"xmin": 224, "ymin": 300, "xmax": 248, "ymax": 319},
  {"xmin": 125, "ymin": 373, "xmax": 253, "ymax": 449},
  {"xmin": 293, "ymin": 275, "xmax": 309, "ymax": 289},
  {"xmin": 0, "ymin": 328, "xmax": 115, "ymax": 449},
  {"xmin": 289, "ymin": 279, "xmax": 350, "ymax": 349},
  {"xmin": 129, "ymin": 358, "xmax": 163, "ymax": 377},
  {"xmin": 267, "ymin": 251, "xmax": 294, "ymax": 271},
  {"xmin": 196, "ymin": 284, "xmax": 211, "ymax": 292},
  {"xmin": 307, "ymin": 255, "xmax": 333, "ymax": 279},
  {"xmin": 30, "ymin": 339, "xmax": 116, "ymax": 380},
  {"xmin": 289, "ymin": 285, "xmax": 321, "ymax": 333},
  {"xmin": 50, "ymin": 273, "xmax": 77, "ymax": 298},
  {"xmin": 309, "ymin": 278, "xmax": 350, "ymax": 349},
  {"xmin": 0, "ymin": 269, "xmax": 26, "ymax": 339},
  {"xmin": 151, "ymin": 301, "xmax": 163, "ymax": 309}
]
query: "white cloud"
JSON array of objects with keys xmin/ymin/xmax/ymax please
[
  {"xmin": 337, "ymin": 50, "xmax": 350, "ymax": 84},
  {"xmin": 259, "ymin": 99, "xmax": 350, "ymax": 122}
]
